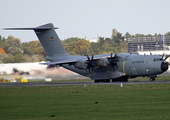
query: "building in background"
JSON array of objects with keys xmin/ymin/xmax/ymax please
[
  {"xmin": 88, "ymin": 34, "xmax": 102, "ymax": 43},
  {"xmin": 127, "ymin": 35, "xmax": 170, "ymax": 53}
]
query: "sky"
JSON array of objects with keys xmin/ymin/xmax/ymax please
[{"xmin": 0, "ymin": 0, "xmax": 170, "ymax": 42}]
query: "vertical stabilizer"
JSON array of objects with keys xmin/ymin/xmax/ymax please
[
  {"xmin": 3, "ymin": 23, "xmax": 69, "ymax": 57},
  {"xmin": 34, "ymin": 23, "xmax": 68, "ymax": 57}
]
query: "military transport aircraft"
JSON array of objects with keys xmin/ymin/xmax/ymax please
[{"xmin": 4, "ymin": 23, "xmax": 169, "ymax": 82}]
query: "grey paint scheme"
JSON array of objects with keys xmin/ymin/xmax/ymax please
[{"xmin": 4, "ymin": 23, "xmax": 169, "ymax": 81}]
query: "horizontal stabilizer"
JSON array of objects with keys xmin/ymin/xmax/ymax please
[
  {"xmin": 3, "ymin": 23, "xmax": 58, "ymax": 30},
  {"xmin": 3, "ymin": 27, "xmax": 58, "ymax": 30},
  {"xmin": 40, "ymin": 59, "xmax": 77, "ymax": 65}
]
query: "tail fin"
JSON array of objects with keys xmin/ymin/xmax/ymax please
[
  {"xmin": 4, "ymin": 23, "xmax": 69, "ymax": 57},
  {"xmin": 34, "ymin": 23, "xmax": 68, "ymax": 57}
]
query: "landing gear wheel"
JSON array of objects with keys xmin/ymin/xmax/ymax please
[
  {"xmin": 94, "ymin": 80, "xmax": 99, "ymax": 83},
  {"xmin": 150, "ymin": 77, "xmax": 155, "ymax": 81},
  {"xmin": 122, "ymin": 77, "xmax": 128, "ymax": 82},
  {"xmin": 94, "ymin": 79, "xmax": 110, "ymax": 83},
  {"xmin": 112, "ymin": 77, "xmax": 128, "ymax": 82},
  {"xmin": 103, "ymin": 79, "xmax": 110, "ymax": 82}
]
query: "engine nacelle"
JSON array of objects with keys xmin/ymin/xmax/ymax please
[
  {"xmin": 74, "ymin": 60, "xmax": 87, "ymax": 69},
  {"xmin": 96, "ymin": 58, "xmax": 110, "ymax": 67}
]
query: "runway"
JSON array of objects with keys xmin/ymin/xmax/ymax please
[{"xmin": 1, "ymin": 81, "xmax": 170, "ymax": 87}]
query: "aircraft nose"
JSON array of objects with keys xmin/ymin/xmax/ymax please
[{"xmin": 161, "ymin": 62, "xmax": 169, "ymax": 72}]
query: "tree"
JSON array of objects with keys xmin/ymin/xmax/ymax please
[
  {"xmin": 111, "ymin": 28, "xmax": 124, "ymax": 44},
  {"xmin": 64, "ymin": 41, "xmax": 77, "ymax": 53},
  {"xmin": 112, "ymin": 32, "xmax": 124, "ymax": 44},
  {"xmin": 2, "ymin": 54, "xmax": 14, "ymax": 63},
  {"xmin": 154, "ymin": 33, "xmax": 158, "ymax": 36},
  {"xmin": 63, "ymin": 37, "xmax": 83, "ymax": 44},
  {"xmin": 145, "ymin": 34, "xmax": 152, "ymax": 37},
  {"xmin": 98, "ymin": 37, "xmax": 105, "ymax": 48},
  {"xmin": 165, "ymin": 31, "xmax": 170, "ymax": 36},
  {"xmin": 111, "ymin": 28, "xmax": 118, "ymax": 39},
  {"xmin": 88, "ymin": 42, "xmax": 100, "ymax": 55},
  {"xmin": 6, "ymin": 35, "xmax": 22, "ymax": 47},
  {"xmin": 13, "ymin": 53, "xmax": 24, "ymax": 63},
  {"xmin": 28, "ymin": 41, "xmax": 46, "ymax": 56},
  {"xmin": 135, "ymin": 34, "xmax": 144, "ymax": 37},
  {"xmin": 7, "ymin": 47, "xmax": 23, "ymax": 56},
  {"xmin": 0, "ymin": 48, "xmax": 6, "ymax": 54},
  {"xmin": 22, "ymin": 47, "xmax": 33, "ymax": 55},
  {"xmin": 73, "ymin": 40, "xmax": 90, "ymax": 55},
  {"xmin": 125, "ymin": 32, "xmax": 131, "ymax": 37},
  {"xmin": 22, "ymin": 42, "xmax": 30, "ymax": 48}
]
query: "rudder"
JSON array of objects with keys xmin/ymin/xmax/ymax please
[{"xmin": 34, "ymin": 23, "xmax": 68, "ymax": 57}]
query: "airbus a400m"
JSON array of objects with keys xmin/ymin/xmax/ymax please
[{"xmin": 4, "ymin": 23, "xmax": 169, "ymax": 82}]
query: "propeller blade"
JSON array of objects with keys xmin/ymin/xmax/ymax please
[
  {"xmin": 114, "ymin": 53, "xmax": 117, "ymax": 57},
  {"xmin": 112, "ymin": 66, "xmax": 115, "ymax": 72},
  {"xmin": 85, "ymin": 66, "xmax": 88, "ymax": 72},
  {"xmin": 164, "ymin": 56, "xmax": 168, "ymax": 61},
  {"xmin": 85, "ymin": 54, "xmax": 96, "ymax": 75},
  {"xmin": 107, "ymin": 53, "xmax": 119, "ymax": 72},
  {"xmin": 88, "ymin": 67, "xmax": 91, "ymax": 74},
  {"xmin": 116, "ymin": 64, "xmax": 118, "ymax": 68},
  {"xmin": 162, "ymin": 53, "xmax": 165, "ymax": 59},
  {"xmin": 87, "ymin": 55, "xmax": 90, "ymax": 61}
]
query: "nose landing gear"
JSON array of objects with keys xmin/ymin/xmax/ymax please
[
  {"xmin": 150, "ymin": 75, "xmax": 158, "ymax": 81},
  {"xmin": 150, "ymin": 77, "xmax": 155, "ymax": 81}
]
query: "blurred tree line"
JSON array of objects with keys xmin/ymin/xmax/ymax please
[
  {"xmin": 61, "ymin": 28, "xmax": 127, "ymax": 56},
  {"xmin": 0, "ymin": 35, "xmax": 45, "ymax": 63},
  {"xmin": 0, "ymin": 29, "xmax": 170, "ymax": 63}
]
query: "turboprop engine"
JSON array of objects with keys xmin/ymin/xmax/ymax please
[
  {"xmin": 74, "ymin": 60, "xmax": 87, "ymax": 69},
  {"xmin": 96, "ymin": 58, "xmax": 110, "ymax": 67}
]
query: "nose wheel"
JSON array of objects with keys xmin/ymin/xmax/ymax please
[{"xmin": 150, "ymin": 76, "xmax": 155, "ymax": 81}]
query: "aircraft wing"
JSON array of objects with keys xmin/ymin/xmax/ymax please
[
  {"xmin": 40, "ymin": 59, "xmax": 77, "ymax": 65},
  {"xmin": 41, "ymin": 53, "xmax": 120, "ymax": 65}
]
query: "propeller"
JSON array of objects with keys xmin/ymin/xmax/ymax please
[
  {"xmin": 107, "ymin": 53, "xmax": 119, "ymax": 72},
  {"xmin": 162, "ymin": 53, "xmax": 165, "ymax": 59},
  {"xmin": 85, "ymin": 54, "xmax": 96, "ymax": 75},
  {"xmin": 164, "ymin": 56, "xmax": 168, "ymax": 61},
  {"xmin": 162, "ymin": 53, "xmax": 169, "ymax": 61}
]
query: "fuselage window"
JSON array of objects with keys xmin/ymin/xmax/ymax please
[{"xmin": 153, "ymin": 58, "xmax": 162, "ymax": 62}]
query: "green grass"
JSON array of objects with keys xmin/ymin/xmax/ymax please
[
  {"xmin": 0, "ymin": 83, "xmax": 170, "ymax": 120},
  {"xmin": 1, "ymin": 75, "xmax": 170, "ymax": 83},
  {"xmin": 31, "ymin": 75, "xmax": 170, "ymax": 83}
]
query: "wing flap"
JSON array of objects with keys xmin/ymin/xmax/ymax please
[{"xmin": 40, "ymin": 59, "xmax": 77, "ymax": 65}]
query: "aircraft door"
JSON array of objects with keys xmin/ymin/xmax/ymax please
[{"xmin": 132, "ymin": 68, "xmax": 137, "ymax": 75}]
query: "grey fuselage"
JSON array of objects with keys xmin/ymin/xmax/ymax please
[{"xmin": 48, "ymin": 53, "xmax": 167, "ymax": 80}]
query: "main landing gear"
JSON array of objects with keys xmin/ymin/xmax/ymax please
[
  {"xmin": 112, "ymin": 77, "xmax": 128, "ymax": 82},
  {"xmin": 94, "ymin": 77, "xmax": 128, "ymax": 83},
  {"xmin": 94, "ymin": 79, "xmax": 110, "ymax": 83},
  {"xmin": 150, "ymin": 75, "xmax": 158, "ymax": 81}
]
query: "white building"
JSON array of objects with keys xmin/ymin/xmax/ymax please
[{"xmin": 88, "ymin": 34, "xmax": 102, "ymax": 43}]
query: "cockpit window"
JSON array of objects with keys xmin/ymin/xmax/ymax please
[
  {"xmin": 153, "ymin": 58, "xmax": 163, "ymax": 61},
  {"xmin": 159, "ymin": 58, "xmax": 163, "ymax": 61}
]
